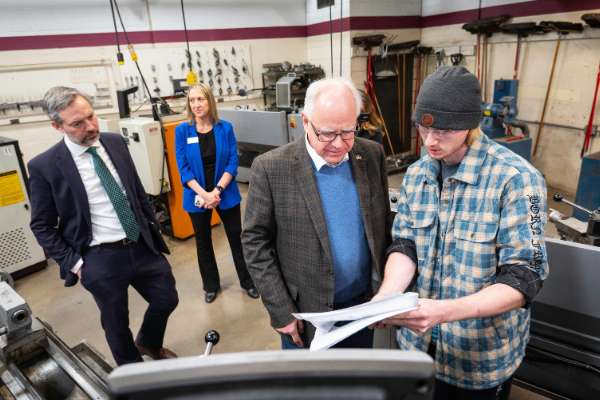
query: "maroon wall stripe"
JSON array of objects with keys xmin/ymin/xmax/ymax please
[
  {"xmin": 152, "ymin": 25, "xmax": 307, "ymax": 43},
  {"xmin": 307, "ymin": 16, "xmax": 421, "ymax": 36},
  {"xmin": 2, "ymin": 0, "xmax": 599, "ymax": 51},
  {"xmin": 0, "ymin": 31, "xmax": 153, "ymax": 51},
  {"xmin": 422, "ymin": 0, "xmax": 600, "ymax": 28}
]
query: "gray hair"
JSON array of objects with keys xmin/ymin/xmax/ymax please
[
  {"xmin": 303, "ymin": 77, "xmax": 363, "ymax": 121},
  {"xmin": 42, "ymin": 86, "xmax": 94, "ymax": 125}
]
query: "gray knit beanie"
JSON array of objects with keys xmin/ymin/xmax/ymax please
[{"xmin": 412, "ymin": 66, "xmax": 482, "ymax": 130}]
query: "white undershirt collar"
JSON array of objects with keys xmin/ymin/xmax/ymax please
[{"xmin": 305, "ymin": 134, "xmax": 349, "ymax": 171}]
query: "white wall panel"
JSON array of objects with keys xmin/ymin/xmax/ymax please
[
  {"xmin": 421, "ymin": 0, "xmax": 535, "ymax": 17},
  {"xmin": 350, "ymin": 0, "xmax": 421, "ymax": 17},
  {"xmin": 1, "ymin": 0, "xmax": 150, "ymax": 37},
  {"xmin": 149, "ymin": 0, "xmax": 306, "ymax": 31},
  {"xmin": 1, "ymin": 0, "xmax": 306, "ymax": 38},
  {"xmin": 421, "ymin": 0, "xmax": 479, "ymax": 17}
]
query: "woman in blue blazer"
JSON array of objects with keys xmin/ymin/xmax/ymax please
[{"xmin": 175, "ymin": 83, "xmax": 258, "ymax": 303}]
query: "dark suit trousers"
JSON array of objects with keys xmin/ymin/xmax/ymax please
[
  {"xmin": 188, "ymin": 204, "xmax": 255, "ymax": 292},
  {"xmin": 80, "ymin": 237, "xmax": 179, "ymax": 365}
]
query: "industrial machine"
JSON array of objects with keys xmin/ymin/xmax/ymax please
[
  {"xmin": 108, "ymin": 349, "xmax": 434, "ymax": 400},
  {"xmin": 0, "ymin": 281, "xmax": 114, "ymax": 399},
  {"xmin": 481, "ymin": 79, "xmax": 533, "ymax": 161},
  {"xmin": 219, "ymin": 109, "xmax": 304, "ymax": 183},
  {"xmin": 515, "ymin": 238, "xmax": 600, "ymax": 399},
  {"xmin": 549, "ymin": 193, "xmax": 600, "ymax": 247},
  {"xmin": 117, "ymin": 119, "xmax": 170, "ymax": 196},
  {"xmin": 573, "ymin": 151, "xmax": 600, "ymax": 222},
  {"xmin": 0, "ymin": 137, "xmax": 47, "ymax": 280}
]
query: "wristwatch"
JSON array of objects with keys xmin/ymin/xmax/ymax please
[{"xmin": 216, "ymin": 185, "xmax": 224, "ymax": 192}]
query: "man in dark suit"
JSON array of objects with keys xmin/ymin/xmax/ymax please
[
  {"xmin": 242, "ymin": 77, "xmax": 391, "ymax": 349},
  {"xmin": 29, "ymin": 86, "xmax": 179, "ymax": 365}
]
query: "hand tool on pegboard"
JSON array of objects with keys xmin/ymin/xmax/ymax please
[
  {"xmin": 533, "ymin": 21, "xmax": 584, "ymax": 156},
  {"xmin": 450, "ymin": 53, "xmax": 463, "ymax": 66},
  {"xmin": 581, "ymin": 14, "xmax": 600, "ymax": 157},
  {"xmin": 389, "ymin": 41, "xmax": 420, "ymax": 147},
  {"xmin": 462, "ymin": 15, "xmax": 510, "ymax": 101}
]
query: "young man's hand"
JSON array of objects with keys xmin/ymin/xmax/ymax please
[{"xmin": 379, "ymin": 298, "xmax": 447, "ymax": 334}]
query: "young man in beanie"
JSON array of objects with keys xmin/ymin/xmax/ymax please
[{"xmin": 371, "ymin": 66, "xmax": 548, "ymax": 399}]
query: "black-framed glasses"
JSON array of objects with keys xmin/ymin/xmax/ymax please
[{"xmin": 309, "ymin": 120, "xmax": 359, "ymax": 142}]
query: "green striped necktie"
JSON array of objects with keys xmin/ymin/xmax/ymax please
[{"xmin": 86, "ymin": 147, "xmax": 140, "ymax": 242}]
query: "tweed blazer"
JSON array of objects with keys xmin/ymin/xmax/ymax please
[{"xmin": 242, "ymin": 136, "xmax": 392, "ymax": 347}]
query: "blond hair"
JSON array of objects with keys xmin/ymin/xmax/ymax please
[
  {"xmin": 185, "ymin": 84, "xmax": 219, "ymax": 125},
  {"xmin": 465, "ymin": 126, "xmax": 483, "ymax": 147}
]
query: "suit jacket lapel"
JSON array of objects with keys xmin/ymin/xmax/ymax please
[
  {"xmin": 293, "ymin": 139, "xmax": 334, "ymax": 267},
  {"xmin": 349, "ymin": 144, "xmax": 376, "ymax": 257},
  {"xmin": 56, "ymin": 141, "xmax": 92, "ymax": 232}
]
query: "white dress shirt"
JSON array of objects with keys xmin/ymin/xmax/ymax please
[
  {"xmin": 305, "ymin": 135, "xmax": 349, "ymax": 171},
  {"xmin": 64, "ymin": 136, "xmax": 128, "ymax": 273}
]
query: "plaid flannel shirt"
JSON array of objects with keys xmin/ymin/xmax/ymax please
[{"xmin": 393, "ymin": 132, "xmax": 548, "ymax": 390}]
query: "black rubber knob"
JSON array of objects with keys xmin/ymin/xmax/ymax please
[
  {"xmin": 205, "ymin": 330, "xmax": 220, "ymax": 345},
  {"xmin": 553, "ymin": 194, "xmax": 563, "ymax": 202}
]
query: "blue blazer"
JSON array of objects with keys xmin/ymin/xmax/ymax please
[
  {"xmin": 175, "ymin": 120, "xmax": 242, "ymax": 213},
  {"xmin": 28, "ymin": 133, "xmax": 161, "ymax": 287}
]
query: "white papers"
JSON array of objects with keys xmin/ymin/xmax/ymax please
[{"xmin": 293, "ymin": 292, "xmax": 418, "ymax": 351}]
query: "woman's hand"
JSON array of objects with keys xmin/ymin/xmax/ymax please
[{"xmin": 202, "ymin": 189, "xmax": 221, "ymax": 209}]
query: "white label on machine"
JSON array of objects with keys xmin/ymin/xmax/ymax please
[
  {"xmin": 187, "ymin": 137, "xmax": 199, "ymax": 144},
  {"xmin": 3, "ymin": 148, "xmax": 12, "ymax": 156}
]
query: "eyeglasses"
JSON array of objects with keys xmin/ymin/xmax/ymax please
[
  {"xmin": 309, "ymin": 120, "xmax": 359, "ymax": 142},
  {"xmin": 416, "ymin": 124, "xmax": 463, "ymax": 140}
]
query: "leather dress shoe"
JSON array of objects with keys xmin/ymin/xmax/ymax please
[
  {"xmin": 205, "ymin": 290, "xmax": 218, "ymax": 303},
  {"xmin": 246, "ymin": 288, "xmax": 260, "ymax": 299},
  {"xmin": 135, "ymin": 343, "xmax": 177, "ymax": 360}
]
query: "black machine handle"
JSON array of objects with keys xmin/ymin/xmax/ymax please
[
  {"xmin": 553, "ymin": 194, "xmax": 594, "ymax": 216},
  {"xmin": 202, "ymin": 330, "xmax": 220, "ymax": 357}
]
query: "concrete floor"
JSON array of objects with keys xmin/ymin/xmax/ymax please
[{"xmin": 14, "ymin": 171, "xmax": 575, "ymax": 399}]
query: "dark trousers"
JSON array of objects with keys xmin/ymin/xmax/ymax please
[
  {"xmin": 80, "ymin": 237, "xmax": 179, "ymax": 366},
  {"xmin": 188, "ymin": 204, "xmax": 254, "ymax": 292},
  {"xmin": 282, "ymin": 294, "xmax": 374, "ymax": 350},
  {"xmin": 427, "ymin": 343, "xmax": 513, "ymax": 400}
]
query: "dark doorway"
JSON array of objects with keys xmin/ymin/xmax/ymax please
[{"xmin": 372, "ymin": 54, "xmax": 414, "ymax": 156}]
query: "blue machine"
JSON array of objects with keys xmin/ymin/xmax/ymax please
[
  {"xmin": 481, "ymin": 79, "xmax": 532, "ymax": 161},
  {"xmin": 573, "ymin": 151, "xmax": 600, "ymax": 222}
]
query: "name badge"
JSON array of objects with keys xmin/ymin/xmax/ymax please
[{"xmin": 187, "ymin": 136, "xmax": 199, "ymax": 144}]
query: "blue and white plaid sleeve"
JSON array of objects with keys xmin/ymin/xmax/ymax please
[{"xmin": 495, "ymin": 170, "xmax": 548, "ymax": 303}]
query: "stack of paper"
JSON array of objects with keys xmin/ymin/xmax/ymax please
[{"xmin": 293, "ymin": 292, "xmax": 418, "ymax": 351}]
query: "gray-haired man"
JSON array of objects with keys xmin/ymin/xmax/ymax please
[
  {"xmin": 242, "ymin": 77, "xmax": 392, "ymax": 349},
  {"xmin": 28, "ymin": 86, "xmax": 179, "ymax": 365}
]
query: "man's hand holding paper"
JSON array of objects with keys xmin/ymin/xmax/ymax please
[
  {"xmin": 375, "ymin": 298, "xmax": 446, "ymax": 334},
  {"xmin": 293, "ymin": 292, "xmax": 418, "ymax": 350}
]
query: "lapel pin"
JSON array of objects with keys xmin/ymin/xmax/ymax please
[{"xmin": 356, "ymin": 155, "xmax": 362, "ymax": 160}]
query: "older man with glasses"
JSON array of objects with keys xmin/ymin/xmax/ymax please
[
  {"xmin": 242, "ymin": 77, "xmax": 391, "ymax": 349},
  {"xmin": 371, "ymin": 66, "xmax": 549, "ymax": 400}
]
